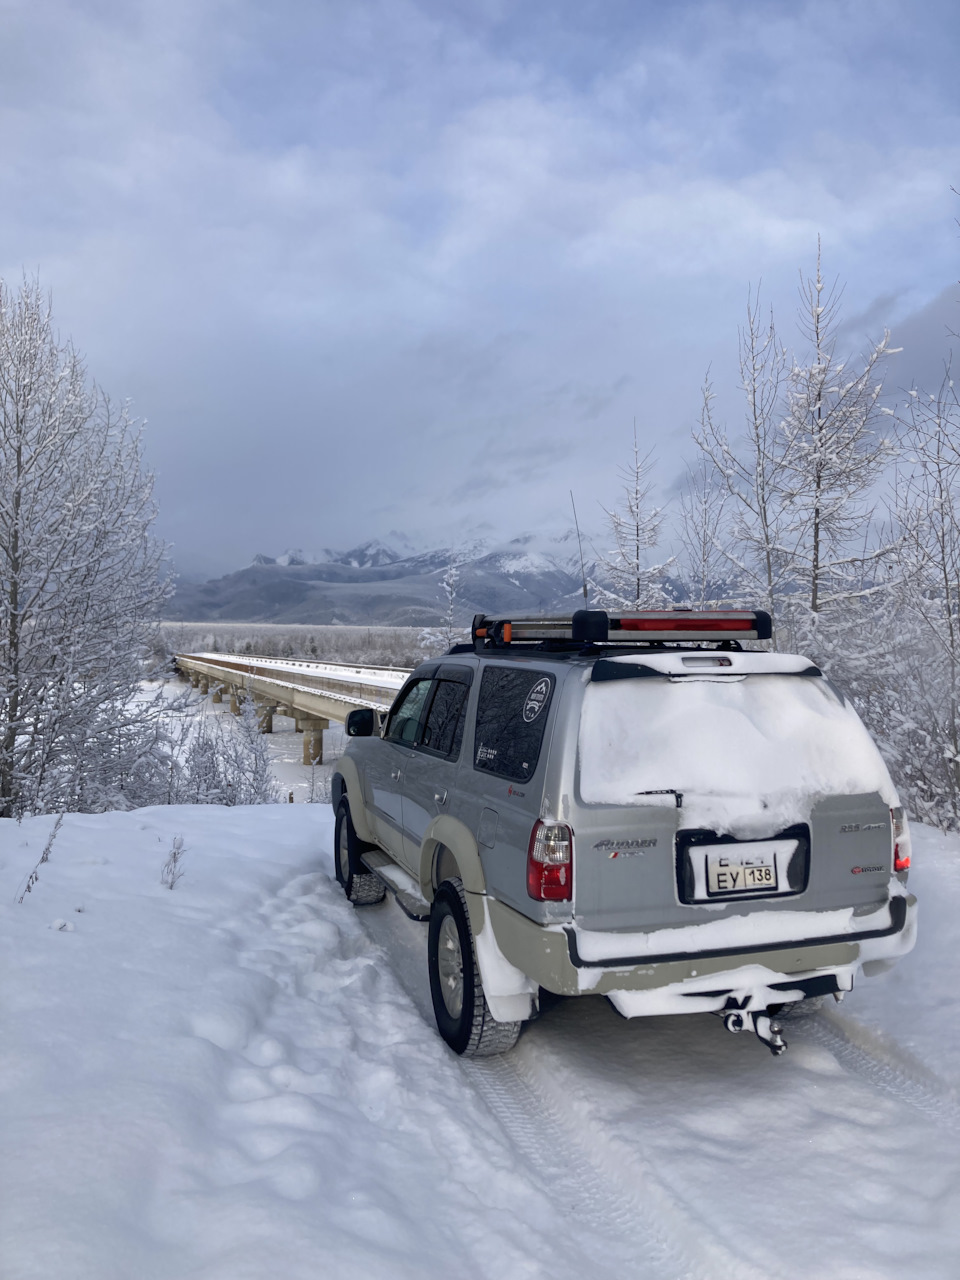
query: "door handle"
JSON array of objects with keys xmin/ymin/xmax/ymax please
[
  {"xmin": 391, "ymin": 769, "xmax": 402, "ymax": 782},
  {"xmin": 434, "ymin": 790, "xmax": 447, "ymax": 805}
]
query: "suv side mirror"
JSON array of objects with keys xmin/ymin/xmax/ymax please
[{"xmin": 345, "ymin": 708, "xmax": 375, "ymax": 737}]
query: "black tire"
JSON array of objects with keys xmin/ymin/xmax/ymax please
[
  {"xmin": 334, "ymin": 800, "xmax": 386, "ymax": 906},
  {"xmin": 428, "ymin": 878, "xmax": 521, "ymax": 1057}
]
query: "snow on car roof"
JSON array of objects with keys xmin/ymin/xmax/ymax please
[{"xmin": 593, "ymin": 650, "xmax": 818, "ymax": 677}]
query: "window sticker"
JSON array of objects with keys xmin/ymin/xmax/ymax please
[{"xmin": 523, "ymin": 677, "xmax": 551, "ymax": 723}]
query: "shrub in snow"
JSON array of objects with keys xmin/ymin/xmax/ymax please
[
  {"xmin": 161, "ymin": 835, "xmax": 186, "ymax": 889},
  {"xmin": 178, "ymin": 696, "xmax": 279, "ymax": 807}
]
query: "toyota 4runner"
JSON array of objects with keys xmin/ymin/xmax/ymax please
[{"xmin": 331, "ymin": 609, "xmax": 917, "ymax": 1058}]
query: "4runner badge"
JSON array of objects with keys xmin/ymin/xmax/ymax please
[
  {"xmin": 594, "ymin": 838, "xmax": 657, "ymax": 858},
  {"xmin": 523, "ymin": 678, "xmax": 551, "ymax": 723}
]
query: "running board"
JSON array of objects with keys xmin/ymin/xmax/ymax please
[{"xmin": 360, "ymin": 850, "xmax": 431, "ymax": 921}]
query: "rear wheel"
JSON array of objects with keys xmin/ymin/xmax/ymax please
[
  {"xmin": 334, "ymin": 800, "xmax": 386, "ymax": 906},
  {"xmin": 428, "ymin": 877, "xmax": 521, "ymax": 1057}
]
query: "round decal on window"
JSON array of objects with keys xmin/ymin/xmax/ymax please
[{"xmin": 522, "ymin": 677, "xmax": 551, "ymax": 723}]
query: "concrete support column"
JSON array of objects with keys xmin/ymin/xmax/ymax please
[
  {"xmin": 189, "ymin": 671, "xmax": 201, "ymax": 688},
  {"xmin": 211, "ymin": 685, "xmax": 223, "ymax": 703},
  {"xmin": 229, "ymin": 687, "xmax": 241, "ymax": 715},
  {"xmin": 256, "ymin": 703, "xmax": 278, "ymax": 734},
  {"xmin": 199, "ymin": 675, "xmax": 209, "ymax": 695},
  {"xmin": 298, "ymin": 717, "xmax": 329, "ymax": 765}
]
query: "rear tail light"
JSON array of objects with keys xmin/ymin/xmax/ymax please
[
  {"xmin": 527, "ymin": 821, "xmax": 573, "ymax": 901},
  {"xmin": 892, "ymin": 806, "xmax": 911, "ymax": 873}
]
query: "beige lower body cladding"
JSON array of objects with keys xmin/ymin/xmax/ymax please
[{"xmin": 483, "ymin": 893, "xmax": 918, "ymax": 1012}]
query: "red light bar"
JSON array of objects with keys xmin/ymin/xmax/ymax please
[{"xmin": 615, "ymin": 615, "xmax": 756, "ymax": 633}]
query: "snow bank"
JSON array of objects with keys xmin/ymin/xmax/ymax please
[
  {"xmin": 578, "ymin": 673, "xmax": 897, "ymax": 832},
  {"xmin": 0, "ymin": 806, "xmax": 629, "ymax": 1280}
]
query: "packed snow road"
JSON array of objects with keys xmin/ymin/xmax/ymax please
[{"xmin": 1, "ymin": 806, "xmax": 958, "ymax": 1279}]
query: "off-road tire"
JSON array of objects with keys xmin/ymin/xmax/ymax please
[
  {"xmin": 428, "ymin": 877, "xmax": 521, "ymax": 1057},
  {"xmin": 334, "ymin": 800, "xmax": 386, "ymax": 906}
]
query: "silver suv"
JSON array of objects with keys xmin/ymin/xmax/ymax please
[{"xmin": 331, "ymin": 609, "xmax": 917, "ymax": 1058}]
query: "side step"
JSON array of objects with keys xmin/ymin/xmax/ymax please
[{"xmin": 360, "ymin": 850, "xmax": 432, "ymax": 921}]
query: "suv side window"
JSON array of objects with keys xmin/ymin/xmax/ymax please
[
  {"xmin": 420, "ymin": 680, "xmax": 469, "ymax": 760},
  {"xmin": 473, "ymin": 667, "xmax": 555, "ymax": 782},
  {"xmin": 384, "ymin": 679, "xmax": 433, "ymax": 746}
]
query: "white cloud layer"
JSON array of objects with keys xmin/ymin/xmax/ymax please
[{"xmin": 0, "ymin": 0, "xmax": 957, "ymax": 571}]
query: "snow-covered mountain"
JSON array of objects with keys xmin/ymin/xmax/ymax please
[{"xmin": 167, "ymin": 534, "xmax": 593, "ymax": 625}]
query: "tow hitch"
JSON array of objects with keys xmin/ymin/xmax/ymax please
[{"xmin": 722, "ymin": 1009, "xmax": 787, "ymax": 1057}]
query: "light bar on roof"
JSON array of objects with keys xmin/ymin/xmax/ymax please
[
  {"xmin": 471, "ymin": 609, "xmax": 772, "ymax": 646},
  {"xmin": 610, "ymin": 611, "xmax": 771, "ymax": 639}
]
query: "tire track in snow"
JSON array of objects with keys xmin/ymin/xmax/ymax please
[
  {"xmin": 357, "ymin": 894, "xmax": 765, "ymax": 1280},
  {"xmin": 508, "ymin": 1018, "xmax": 780, "ymax": 1280},
  {"xmin": 792, "ymin": 1008, "xmax": 960, "ymax": 1132},
  {"xmin": 463, "ymin": 1055, "xmax": 691, "ymax": 1280}
]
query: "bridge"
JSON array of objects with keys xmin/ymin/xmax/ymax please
[{"xmin": 175, "ymin": 653, "xmax": 412, "ymax": 763}]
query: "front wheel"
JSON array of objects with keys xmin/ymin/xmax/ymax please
[
  {"xmin": 334, "ymin": 800, "xmax": 386, "ymax": 906},
  {"xmin": 427, "ymin": 878, "xmax": 520, "ymax": 1057}
]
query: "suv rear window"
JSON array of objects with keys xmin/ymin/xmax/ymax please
[
  {"xmin": 420, "ymin": 680, "xmax": 469, "ymax": 759},
  {"xmin": 473, "ymin": 667, "xmax": 554, "ymax": 782}
]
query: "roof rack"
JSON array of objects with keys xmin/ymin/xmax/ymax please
[{"xmin": 470, "ymin": 608, "xmax": 772, "ymax": 648}]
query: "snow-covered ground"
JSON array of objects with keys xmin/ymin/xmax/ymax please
[{"xmin": 2, "ymin": 806, "xmax": 958, "ymax": 1279}]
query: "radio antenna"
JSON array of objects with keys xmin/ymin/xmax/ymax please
[{"xmin": 570, "ymin": 490, "xmax": 588, "ymax": 603}]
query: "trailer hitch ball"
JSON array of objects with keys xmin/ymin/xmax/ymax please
[
  {"xmin": 754, "ymin": 1014, "xmax": 787, "ymax": 1057},
  {"xmin": 722, "ymin": 1009, "xmax": 788, "ymax": 1056}
]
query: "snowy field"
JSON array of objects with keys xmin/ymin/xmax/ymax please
[{"xmin": 2, "ymin": 804, "xmax": 959, "ymax": 1280}]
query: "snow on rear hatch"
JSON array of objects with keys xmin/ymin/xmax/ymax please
[{"xmin": 578, "ymin": 664, "xmax": 897, "ymax": 833}]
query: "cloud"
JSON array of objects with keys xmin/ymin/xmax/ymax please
[{"xmin": 0, "ymin": 0, "xmax": 957, "ymax": 570}]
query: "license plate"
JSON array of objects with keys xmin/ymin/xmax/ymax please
[{"xmin": 706, "ymin": 849, "xmax": 779, "ymax": 895}]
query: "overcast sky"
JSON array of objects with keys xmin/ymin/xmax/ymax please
[{"xmin": 1, "ymin": 0, "xmax": 958, "ymax": 576}]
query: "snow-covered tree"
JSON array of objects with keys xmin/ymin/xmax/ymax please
[
  {"xmin": 694, "ymin": 293, "xmax": 790, "ymax": 636},
  {"xmin": 884, "ymin": 372, "xmax": 960, "ymax": 826},
  {"xmin": 596, "ymin": 427, "xmax": 670, "ymax": 609},
  {"xmin": 776, "ymin": 246, "xmax": 895, "ymax": 651},
  {"xmin": 0, "ymin": 277, "xmax": 171, "ymax": 816},
  {"xmin": 694, "ymin": 249, "xmax": 895, "ymax": 654},
  {"xmin": 420, "ymin": 561, "xmax": 467, "ymax": 656},
  {"xmin": 677, "ymin": 399, "xmax": 732, "ymax": 609}
]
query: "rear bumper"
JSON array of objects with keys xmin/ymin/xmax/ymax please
[{"xmin": 484, "ymin": 892, "xmax": 918, "ymax": 1014}]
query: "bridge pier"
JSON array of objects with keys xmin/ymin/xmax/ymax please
[
  {"xmin": 189, "ymin": 671, "xmax": 201, "ymax": 688},
  {"xmin": 199, "ymin": 675, "xmax": 210, "ymax": 695},
  {"xmin": 298, "ymin": 717, "xmax": 329, "ymax": 765},
  {"xmin": 256, "ymin": 702, "xmax": 278, "ymax": 734},
  {"xmin": 229, "ymin": 687, "xmax": 241, "ymax": 714},
  {"xmin": 211, "ymin": 684, "xmax": 223, "ymax": 703}
]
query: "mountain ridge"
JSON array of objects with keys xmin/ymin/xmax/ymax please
[{"xmin": 167, "ymin": 535, "xmax": 594, "ymax": 625}]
